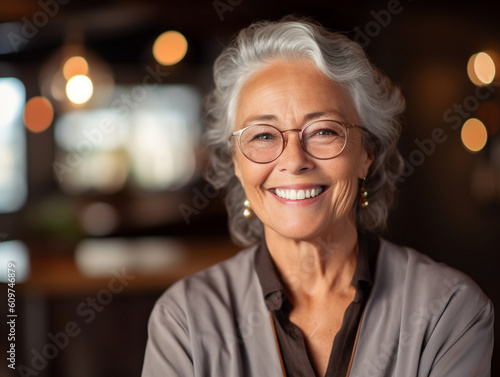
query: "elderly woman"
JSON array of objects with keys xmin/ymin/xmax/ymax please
[{"xmin": 142, "ymin": 18, "xmax": 493, "ymax": 377}]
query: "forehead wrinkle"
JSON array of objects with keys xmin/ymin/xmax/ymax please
[
  {"xmin": 281, "ymin": 98, "xmax": 300, "ymax": 127},
  {"xmin": 242, "ymin": 109, "xmax": 354, "ymax": 129}
]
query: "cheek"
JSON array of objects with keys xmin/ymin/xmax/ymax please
[
  {"xmin": 239, "ymin": 164, "xmax": 274, "ymax": 220},
  {"xmin": 332, "ymin": 166, "xmax": 358, "ymax": 203},
  {"xmin": 237, "ymin": 158, "xmax": 273, "ymax": 193},
  {"xmin": 324, "ymin": 156, "xmax": 361, "ymax": 213}
]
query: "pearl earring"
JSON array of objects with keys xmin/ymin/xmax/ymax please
[{"xmin": 243, "ymin": 199, "xmax": 252, "ymax": 218}]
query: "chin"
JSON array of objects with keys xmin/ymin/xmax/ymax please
[
  {"xmin": 264, "ymin": 211, "xmax": 356, "ymax": 242},
  {"xmin": 267, "ymin": 220, "xmax": 327, "ymax": 242}
]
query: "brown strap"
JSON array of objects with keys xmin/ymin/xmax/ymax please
[{"xmin": 270, "ymin": 312, "xmax": 287, "ymax": 377}]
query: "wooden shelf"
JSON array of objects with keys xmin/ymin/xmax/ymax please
[{"xmin": 15, "ymin": 238, "xmax": 240, "ymax": 297}]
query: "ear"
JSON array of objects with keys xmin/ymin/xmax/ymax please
[{"xmin": 358, "ymin": 147, "xmax": 374, "ymax": 179}]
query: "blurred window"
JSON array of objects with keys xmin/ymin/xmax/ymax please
[
  {"xmin": 0, "ymin": 78, "xmax": 27, "ymax": 213},
  {"xmin": 53, "ymin": 85, "xmax": 201, "ymax": 194}
]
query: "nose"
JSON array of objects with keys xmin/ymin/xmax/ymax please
[{"xmin": 277, "ymin": 130, "xmax": 314, "ymax": 173}]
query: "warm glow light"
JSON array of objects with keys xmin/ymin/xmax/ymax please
[
  {"xmin": 468, "ymin": 52, "xmax": 496, "ymax": 86},
  {"xmin": 40, "ymin": 49, "xmax": 114, "ymax": 111},
  {"xmin": 475, "ymin": 52, "xmax": 496, "ymax": 84},
  {"xmin": 152, "ymin": 30, "xmax": 188, "ymax": 66},
  {"xmin": 62, "ymin": 56, "xmax": 89, "ymax": 80},
  {"xmin": 468, "ymin": 54, "xmax": 481, "ymax": 85},
  {"xmin": 461, "ymin": 118, "xmax": 488, "ymax": 152},
  {"xmin": 66, "ymin": 75, "xmax": 93, "ymax": 104},
  {"xmin": 23, "ymin": 96, "xmax": 54, "ymax": 133}
]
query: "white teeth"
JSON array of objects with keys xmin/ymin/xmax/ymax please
[{"xmin": 275, "ymin": 187, "xmax": 324, "ymax": 200}]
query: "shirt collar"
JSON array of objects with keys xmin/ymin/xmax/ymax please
[
  {"xmin": 254, "ymin": 240, "xmax": 285, "ymax": 310},
  {"xmin": 254, "ymin": 231, "xmax": 379, "ymax": 311}
]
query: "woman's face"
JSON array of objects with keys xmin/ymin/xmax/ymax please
[{"xmin": 233, "ymin": 60, "xmax": 373, "ymax": 241}]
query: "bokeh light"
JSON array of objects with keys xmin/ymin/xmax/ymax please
[
  {"xmin": 23, "ymin": 96, "xmax": 54, "ymax": 133},
  {"xmin": 0, "ymin": 78, "xmax": 24, "ymax": 127},
  {"xmin": 75, "ymin": 237, "xmax": 185, "ymax": 277},
  {"xmin": 0, "ymin": 78, "xmax": 27, "ymax": 214},
  {"xmin": 40, "ymin": 49, "xmax": 114, "ymax": 111},
  {"xmin": 152, "ymin": 30, "xmax": 188, "ymax": 66},
  {"xmin": 468, "ymin": 52, "xmax": 496, "ymax": 86},
  {"xmin": 461, "ymin": 118, "xmax": 488, "ymax": 152},
  {"xmin": 75, "ymin": 238, "xmax": 131, "ymax": 278},
  {"xmin": 66, "ymin": 75, "xmax": 93, "ymax": 104},
  {"xmin": 62, "ymin": 56, "xmax": 89, "ymax": 80},
  {"xmin": 0, "ymin": 240, "xmax": 29, "ymax": 283}
]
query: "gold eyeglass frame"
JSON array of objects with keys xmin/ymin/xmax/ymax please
[{"xmin": 230, "ymin": 119, "xmax": 366, "ymax": 164}]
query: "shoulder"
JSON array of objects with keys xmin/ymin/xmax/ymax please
[
  {"xmin": 352, "ymin": 238, "xmax": 494, "ymax": 375},
  {"xmin": 152, "ymin": 244, "xmax": 260, "ymax": 318},
  {"xmin": 372, "ymin": 237, "xmax": 493, "ymax": 348},
  {"xmin": 162, "ymin": 244, "xmax": 258, "ymax": 296},
  {"xmin": 144, "ymin": 244, "xmax": 284, "ymax": 376},
  {"xmin": 376, "ymin": 238, "xmax": 489, "ymax": 305}
]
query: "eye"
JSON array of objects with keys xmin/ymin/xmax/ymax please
[
  {"xmin": 243, "ymin": 125, "xmax": 280, "ymax": 143},
  {"xmin": 252, "ymin": 132, "xmax": 275, "ymax": 141},
  {"xmin": 309, "ymin": 128, "xmax": 341, "ymax": 138},
  {"xmin": 314, "ymin": 128, "xmax": 339, "ymax": 136},
  {"xmin": 305, "ymin": 121, "xmax": 345, "ymax": 139}
]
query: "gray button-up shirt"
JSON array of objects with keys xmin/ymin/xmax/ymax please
[{"xmin": 142, "ymin": 237, "xmax": 494, "ymax": 376}]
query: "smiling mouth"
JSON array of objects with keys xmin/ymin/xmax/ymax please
[{"xmin": 274, "ymin": 186, "xmax": 326, "ymax": 200}]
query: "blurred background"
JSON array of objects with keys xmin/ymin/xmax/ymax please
[{"xmin": 0, "ymin": 0, "xmax": 499, "ymax": 375}]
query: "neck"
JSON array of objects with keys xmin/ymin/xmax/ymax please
[{"xmin": 264, "ymin": 221, "xmax": 359, "ymax": 303}]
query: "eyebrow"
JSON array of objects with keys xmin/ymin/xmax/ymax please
[
  {"xmin": 243, "ymin": 110, "xmax": 346, "ymax": 125},
  {"xmin": 243, "ymin": 114, "xmax": 278, "ymax": 124},
  {"xmin": 303, "ymin": 111, "xmax": 344, "ymax": 122}
]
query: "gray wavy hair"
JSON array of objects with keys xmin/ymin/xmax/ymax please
[{"xmin": 203, "ymin": 17, "xmax": 405, "ymax": 246}]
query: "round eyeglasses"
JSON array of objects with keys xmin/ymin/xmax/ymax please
[{"xmin": 231, "ymin": 119, "xmax": 365, "ymax": 164}]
